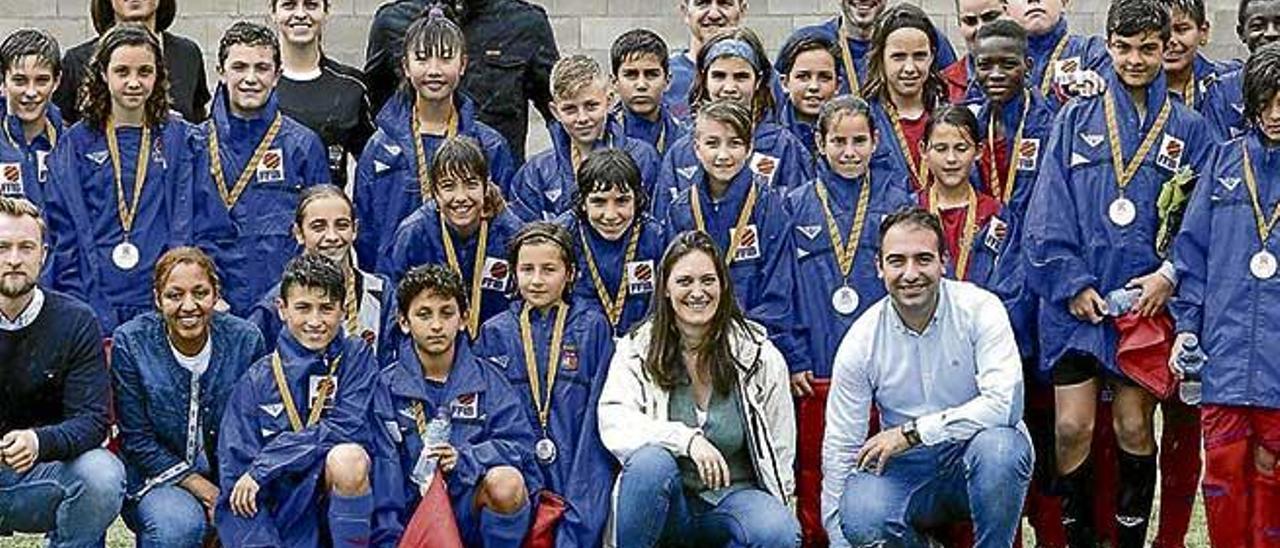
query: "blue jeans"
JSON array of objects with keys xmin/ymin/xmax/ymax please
[
  {"xmin": 839, "ymin": 426, "xmax": 1033, "ymax": 548},
  {"xmin": 0, "ymin": 448, "xmax": 125, "ymax": 548},
  {"xmin": 122, "ymin": 485, "xmax": 208, "ymax": 547},
  {"xmin": 616, "ymin": 444, "xmax": 800, "ymax": 548}
]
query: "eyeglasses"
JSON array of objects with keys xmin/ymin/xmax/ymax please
[{"xmin": 960, "ymin": 9, "xmax": 1005, "ymax": 28}]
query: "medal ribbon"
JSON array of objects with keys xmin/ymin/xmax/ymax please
[
  {"xmin": 344, "ymin": 269, "xmax": 359, "ymax": 336},
  {"xmin": 106, "ymin": 118, "xmax": 152, "ymax": 236},
  {"xmin": 580, "ymin": 223, "xmax": 641, "ymax": 327},
  {"xmin": 1181, "ymin": 78, "xmax": 1197, "ymax": 110},
  {"xmin": 814, "ymin": 173, "xmax": 871, "ymax": 279},
  {"xmin": 837, "ymin": 22, "xmax": 863, "ymax": 96},
  {"xmin": 1039, "ymin": 34, "xmax": 1071, "ymax": 96},
  {"xmin": 439, "ymin": 214, "xmax": 490, "ymax": 337},
  {"xmin": 928, "ymin": 184, "xmax": 980, "ymax": 280},
  {"xmin": 986, "ymin": 91, "xmax": 1030, "ymax": 203},
  {"xmin": 412, "ymin": 100, "xmax": 459, "ymax": 200},
  {"xmin": 519, "ymin": 303, "xmax": 568, "ymax": 433},
  {"xmin": 619, "ymin": 110, "xmax": 668, "ymax": 154},
  {"xmin": 885, "ymin": 103, "xmax": 928, "ymax": 191},
  {"xmin": 1103, "ymin": 91, "xmax": 1172, "ymax": 194},
  {"xmin": 690, "ymin": 179, "xmax": 758, "ymax": 265},
  {"xmin": 208, "ymin": 113, "xmax": 283, "ymax": 209},
  {"xmin": 270, "ymin": 351, "xmax": 342, "ymax": 432},
  {"xmin": 1240, "ymin": 144, "xmax": 1280, "ymax": 250}
]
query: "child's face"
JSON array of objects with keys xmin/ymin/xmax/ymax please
[
  {"xmin": 956, "ymin": 0, "xmax": 1006, "ymax": 49},
  {"xmin": 783, "ymin": 49, "xmax": 838, "ymax": 119},
  {"xmin": 2, "ymin": 55, "xmax": 59, "ymax": 127},
  {"xmin": 680, "ymin": 0, "xmax": 745, "ymax": 44},
  {"xmin": 552, "ymin": 81, "xmax": 610, "ymax": 146},
  {"xmin": 1164, "ymin": 9, "xmax": 1208, "ymax": 76},
  {"xmin": 882, "ymin": 28, "xmax": 933, "ymax": 101},
  {"xmin": 1107, "ymin": 30, "xmax": 1165, "ymax": 89},
  {"xmin": 434, "ymin": 171, "xmax": 486, "ymax": 232},
  {"xmin": 220, "ymin": 44, "xmax": 280, "ymax": 116},
  {"xmin": 924, "ymin": 123, "xmax": 978, "ymax": 190},
  {"xmin": 111, "ymin": 0, "xmax": 158, "ymax": 23},
  {"xmin": 693, "ymin": 117, "xmax": 751, "ymax": 184},
  {"xmin": 273, "ymin": 0, "xmax": 328, "ymax": 47},
  {"xmin": 105, "ymin": 44, "xmax": 158, "ymax": 116},
  {"xmin": 614, "ymin": 54, "xmax": 668, "ymax": 119},
  {"xmin": 706, "ymin": 56, "xmax": 757, "ymax": 107},
  {"xmin": 293, "ymin": 196, "xmax": 356, "ymax": 267},
  {"xmin": 820, "ymin": 112, "xmax": 876, "ymax": 180},
  {"xmin": 516, "ymin": 242, "xmax": 571, "ymax": 309},
  {"xmin": 1005, "ymin": 0, "xmax": 1066, "ymax": 37},
  {"xmin": 973, "ymin": 35, "xmax": 1029, "ymax": 104},
  {"xmin": 276, "ymin": 284, "xmax": 343, "ymax": 351},
  {"xmin": 399, "ymin": 291, "xmax": 464, "ymax": 358},
  {"xmin": 584, "ymin": 185, "xmax": 637, "ymax": 242},
  {"xmin": 404, "ymin": 48, "xmax": 466, "ymax": 104},
  {"xmin": 1239, "ymin": 0, "xmax": 1280, "ymax": 53},
  {"xmin": 1259, "ymin": 91, "xmax": 1280, "ymax": 143}
]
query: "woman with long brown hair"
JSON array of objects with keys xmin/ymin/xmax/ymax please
[
  {"xmin": 598, "ymin": 230, "xmax": 798, "ymax": 548},
  {"xmin": 44, "ymin": 23, "xmax": 201, "ymax": 333}
]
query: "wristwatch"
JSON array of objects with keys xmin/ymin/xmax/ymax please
[{"xmin": 901, "ymin": 420, "xmax": 922, "ymax": 447}]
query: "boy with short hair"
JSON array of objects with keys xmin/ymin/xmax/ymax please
[
  {"xmin": 941, "ymin": 0, "xmax": 1006, "ymax": 104},
  {"xmin": 0, "ymin": 29, "xmax": 63, "ymax": 208},
  {"xmin": 1023, "ymin": 1, "xmax": 1215, "ymax": 546},
  {"xmin": 610, "ymin": 29, "xmax": 687, "ymax": 156},
  {"xmin": 196, "ymin": 21, "xmax": 331, "ymax": 316},
  {"xmin": 508, "ymin": 54, "xmax": 660, "ymax": 223},
  {"xmin": 1159, "ymin": 0, "xmax": 1240, "ymax": 112},
  {"xmin": 1005, "ymin": 0, "xmax": 1110, "ymax": 109},
  {"xmin": 216, "ymin": 253, "xmax": 391, "ymax": 547}
]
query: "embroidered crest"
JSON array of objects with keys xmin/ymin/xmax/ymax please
[
  {"xmin": 544, "ymin": 187, "xmax": 563, "ymax": 203},
  {"xmin": 0, "ymin": 163, "xmax": 22, "ymax": 196},
  {"xmin": 1017, "ymin": 139, "xmax": 1040, "ymax": 171},
  {"xmin": 797, "ymin": 225, "xmax": 822, "ymax": 240},
  {"xmin": 308, "ymin": 375, "xmax": 338, "ymax": 411},
  {"xmin": 86, "ymin": 150, "xmax": 109, "ymax": 165},
  {"xmin": 561, "ymin": 346, "xmax": 579, "ymax": 371},
  {"xmin": 481, "ymin": 257, "xmax": 509, "ymax": 291},
  {"xmin": 1218, "ymin": 177, "xmax": 1241, "ymax": 191},
  {"xmin": 750, "ymin": 152, "xmax": 778, "ymax": 179},
  {"xmin": 677, "ymin": 166, "xmax": 698, "ymax": 181},
  {"xmin": 1156, "ymin": 134, "xmax": 1185, "ymax": 171},
  {"xmin": 1080, "ymin": 133, "xmax": 1105, "ymax": 148},
  {"xmin": 451, "ymin": 393, "xmax": 479, "ymax": 420},
  {"xmin": 257, "ymin": 148, "xmax": 285, "ymax": 183},
  {"xmin": 729, "ymin": 224, "xmax": 762, "ymax": 262},
  {"xmin": 627, "ymin": 260, "xmax": 655, "ymax": 294},
  {"xmin": 984, "ymin": 216, "xmax": 1008, "ymax": 252}
]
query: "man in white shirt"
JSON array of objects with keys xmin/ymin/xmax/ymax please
[{"xmin": 821, "ymin": 207, "xmax": 1032, "ymax": 547}]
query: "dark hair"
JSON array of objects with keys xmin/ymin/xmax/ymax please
[
  {"xmin": 506, "ymin": 222, "xmax": 577, "ymax": 300},
  {"xmin": 690, "ymin": 27, "xmax": 776, "ymax": 123},
  {"xmin": 279, "ymin": 253, "xmax": 345, "ymax": 304},
  {"xmin": 610, "ymin": 29, "xmax": 670, "ymax": 76},
  {"xmin": 924, "ymin": 104, "xmax": 981, "ymax": 145},
  {"xmin": 79, "ymin": 23, "xmax": 171, "ymax": 131},
  {"xmin": 0, "ymin": 29, "xmax": 61, "ymax": 78},
  {"xmin": 693, "ymin": 99, "xmax": 755, "ymax": 144},
  {"xmin": 1107, "ymin": 0, "xmax": 1173, "ymax": 42},
  {"xmin": 91, "ymin": 0, "xmax": 175, "ymax": 34},
  {"xmin": 644, "ymin": 231, "xmax": 749, "ymax": 395},
  {"xmin": 1158, "ymin": 0, "xmax": 1207, "ymax": 26},
  {"xmin": 864, "ymin": 4, "xmax": 945, "ymax": 109},
  {"xmin": 430, "ymin": 136, "xmax": 507, "ymax": 219},
  {"xmin": 153, "ymin": 246, "xmax": 220, "ymax": 297},
  {"xmin": 1244, "ymin": 42, "xmax": 1280, "ymax": 126},
  {"xmin": 399, "ymin": 6, "xmax": 466, "ymax": 98},
  {"xmin": 572, "ymin": 148, "xmax": 649, "ymax": 219},
  {"xmin": 877, "ymin": 207, "xmax": 946, "ymax": 258},
  {"xmin": 294, "ymin": 184, "xmax": 354, "ymax": 228},
  {"xmin": 397, "ymin": 263, "xmax": 468, "ymax": 316},
  {"xmin": 816, "ymin": 94, "xmax": 876, "ymax": 143},
  {"xmin": 974, "ymin": 18, "xmax": 1029, "ymax": 56},
  {"xmin": 775, "ymin": 34, "xmax": 839, "ymax": 77},
  {"xmin": 218, "ymin": 21, "xmax": 281, "ymax": 71}
]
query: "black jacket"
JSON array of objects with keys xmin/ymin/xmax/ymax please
[{"xmin": 363, "ymin": 0, "xmax": 558, "ymax": 163}]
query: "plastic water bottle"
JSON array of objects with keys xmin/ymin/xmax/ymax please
[
  {"xmin": 1177, "ymin": 335, "xmax": 1206, "ymax": 405},
  {"xmin": 1105, "ymin": 287, "xmax": 1142, "ymax": 316},
  {"xmin": 410, "ymin": 408, "xmax": 451, "ymax": 487}
]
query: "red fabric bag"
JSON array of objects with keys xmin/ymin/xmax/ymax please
[
  {"xmin": 1113, "ymin": 312, "xmax": 1177, "ymax": 400},
  {"xmin": 521, "ymin": 490, "xmax": 567, "ymax": 548},
  {"xmin": 398, "ymin": 473, "xmax": 463, "ymax": 548}
]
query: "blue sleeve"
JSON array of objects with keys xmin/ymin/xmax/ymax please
[
  {"xmin": 378, "ymin": 217, "xmax": 419, "ymax": 284},
  {"xmin": 755, "ymin": 194, "xmax": 807, "ymax": 372},
  {"xmin": 215, "ymin": 376, "xmax": 285, "ymax": 547},
  {"xmin": 245, "ymin": 298, "xmax": 282, "ymax": 354},
  {"xmin": 1170, "ymin": 146, "xmax": 1217, "ymax": 335},
  {"xmin": 557, "ymin": 319, "xmax": 617, "ymax": 548},
  {"xmin": 43, "ymin": 140, "xmax": 89, "ymax": 300},
  {"xmin": 933, "ymin": 28, "xmax": 959, "ymax": 71},
  {"xmin": 1023, "ymin": 107, "xmax": 1097, "ymax": 303},
  {"xmin": 377, "ymin": 277, "xmax": 401, "ymax": 364},
  {"xmin": 651, "ymin": 149, "xmax": 680, "ymax": 222},
  {"xmin": 368, "ymin": 381, "xmax": 407, "ymax": 547},
  {"xmin": 353, "ymin": 140, "xmax": 383, "ymax": 273},
  {"xmin": 776, "ymin": 131, "xmax": 815, "ymax": 190},
  {"xmin": 485, "ymin": 134, "xmax": 518, "ymax": 197},
  {"xmin": 299, "ymin": 129, "xmax": 332, "ymax": 185},
  {"xmin": 631, "ymin": 142, "xmax": 661, "ymax": 195},
  {"xmin": 109, "ymin": 333, "xmax": 186, "ymax": 483},
  {"xmin": 508, "ymin": 161, "xmax": 547, "ymax": 223},
  {"xmin": 449, "ymin": 370, "xmax": 539, "ymax": 496}
]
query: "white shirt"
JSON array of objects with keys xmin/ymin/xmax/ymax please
[
  {"xmin": 820, "ymin": 279, "xmax": 1026, "ymax": 546},
  {"xmin": 170, "ymin": 337, "xmax": 212, "ymax": 376},
  {"xmin": 0, "ymin": 287, "xmax": 44, "ymax": 331}
]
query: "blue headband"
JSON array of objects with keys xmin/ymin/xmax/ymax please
[{"xmin": 703, "ymin": 39, "xmax": 760, "ymax": 72}]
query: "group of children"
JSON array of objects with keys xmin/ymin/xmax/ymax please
[{"xmin": 2, "ymin": 0, "xmax": 1280, "ymax": 545}]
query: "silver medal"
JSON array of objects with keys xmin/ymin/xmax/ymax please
[
  {"xmin": 534, "ymin": 437, "xmax": 557, "ymax": 464},
  {"xmin": 831, "ymin": 286, "xmax": 860, "ymax": 315},
  {"xmin": 112, "ymin": 241, "xmax": 140, "ymax": 270},
  {"xmin": 1251, "ymin": 250, "xmax": 1277, "ymax": 279},
  {"xmin": 1108, "ymin": 197, "xmax": 1136, "ymax": 227}
]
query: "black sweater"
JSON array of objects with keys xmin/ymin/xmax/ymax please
[{"xmin": 0, "ymin": 290, "xmax": 109, "ymax": 462}]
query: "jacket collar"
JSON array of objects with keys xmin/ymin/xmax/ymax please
[
  {"xmin": 1, "ymin": 99, "xmax": 63, "ymax": 150},
  {"xmin": 211, "ymin": 84, "xmax": 282, "ymax": 140},
  {"xmin": 374, "ymin": 91, "xmax": 481, "ymax": 140},
  {"xmin": 385, "ymin": 335, "xmax": 487, "ymax": 400}
]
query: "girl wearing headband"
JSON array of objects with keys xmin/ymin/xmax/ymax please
[
  {"xmin": 473, "ymin": 221, "xmax": 617, "ymax": 547},
  {"xmin": 353, "ymin": 9, "xmax": 516, "ymax": 274}
]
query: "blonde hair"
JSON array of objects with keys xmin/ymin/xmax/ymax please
[
  {"xmin": 550, "ymin": 54, "xmax": 608, "ymax": 102},
  {"xmin": 0, "ymin": 196, "xmax": 46, "ymax": 239}
]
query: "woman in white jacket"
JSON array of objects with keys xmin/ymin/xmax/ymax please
[{"xmin": 597, "ymin": 230, "xmax": 799, "ymax": 547}]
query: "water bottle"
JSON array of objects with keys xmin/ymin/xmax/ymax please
[
  {"xmin": 1177, "ymin": 335, "xmax": 1206, "ymax": 405},
  {"xmin": 1105, "ymin": 287, "xmax": 1142, "ymax": 317},
  {"xmin": 410, "ymin": 408, "xmax": 452, "ymax": 487}
]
